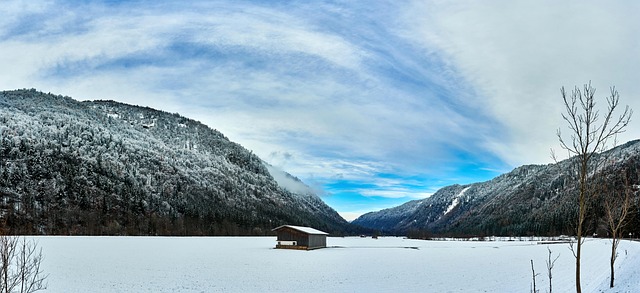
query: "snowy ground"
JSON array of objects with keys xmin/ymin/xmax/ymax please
[{"xmin": 32, "ymin": 236, "xmax": 639, "ymax": 292}]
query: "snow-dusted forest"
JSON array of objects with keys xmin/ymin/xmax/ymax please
[{"xmin": 0, "ymin": 89, "xmax": 351, "ymax": 236}]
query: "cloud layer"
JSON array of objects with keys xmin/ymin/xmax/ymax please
[
  {"xmin": 2, "ymin": 0, "xmax": 638, "ymax": 220},
  {"xmin": 406, "ymin": 0, "xmax": 640, "ymax": 165}
]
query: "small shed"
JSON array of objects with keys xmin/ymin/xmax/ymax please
[{"xmin": 272, "ymin": 225, "xmax": 329, "ymax": 250}]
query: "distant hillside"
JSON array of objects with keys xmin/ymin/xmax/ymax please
[
  {"xmin": 0, "ymin": 89, "xmax": 353, "ymax": 235},
  {"xmin": 353, "ymin": 140, "xmax": 640, "ymax": 237}
]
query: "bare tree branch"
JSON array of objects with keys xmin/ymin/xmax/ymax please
[{"xmin": 0, "ymin": 234, "xmax": 47, "ymax": 293}]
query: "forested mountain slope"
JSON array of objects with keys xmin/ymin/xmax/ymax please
[
  {"xmin": 353, "ymin": 140, "xmax": 640, "ymax": 237},
  {"xmin": 0, "ymin": 89, "xmax": 352, "ymax": 235}
]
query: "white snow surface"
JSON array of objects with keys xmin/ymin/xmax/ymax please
[
  {"xmin": 443, "ymin": 186, "xmax": 470, "ymax": 215},
  {"xmin": 31, "ymin": 236, "xmax": 640, "ymax": 292}
]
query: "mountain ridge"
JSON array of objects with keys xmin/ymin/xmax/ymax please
[
  {"xmin": 0, "ymin": 89, "xmax": 353, "ymax": 235},
  {"xmin": 353, "ymin": 140, "xmax": 640, "ymax": 237}
]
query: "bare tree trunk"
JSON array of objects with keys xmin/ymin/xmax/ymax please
[
  {"xmin": 610, "ymin": 239, "xmax": 616, "ymax": 288},
  {"xmin": 576, "ymin": 168, "xmax": 586, "ymax": 293},
  {"xmin": 575, "ymin": 241, "xmax": 581, "ymax": 293},
  {"xmin": 530, "ymin": 259, "xmax": 539, "ymax": 293}
]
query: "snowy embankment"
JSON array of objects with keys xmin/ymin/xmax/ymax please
[{"xmin": 33, "ymin": 236, "xmax": 639, "ymax": 292}]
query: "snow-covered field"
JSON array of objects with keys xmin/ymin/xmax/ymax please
[{"xmin": 33, "ymin": 236, "xmax": 639, "ymax": 292}]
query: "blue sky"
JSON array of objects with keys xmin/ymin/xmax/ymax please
[{"xmin": 2, "ymin": 0, "xmax": 640, "ymax": 221}]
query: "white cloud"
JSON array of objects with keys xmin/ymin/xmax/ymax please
[
  {"xmin": 405, "ymin": 0, "xmax": 640, "ymax": 165},
  {"xmin": 189, "ymin": 10, "xmax": 367, "ymax": 71},
  {"xmin": 338, "ymin": 212, "xmax": 364, "ymax": 222}
]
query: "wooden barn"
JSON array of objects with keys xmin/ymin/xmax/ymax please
[{"xmin": 272, "ymin": 225, "xmax": 328, "ymax": 250}]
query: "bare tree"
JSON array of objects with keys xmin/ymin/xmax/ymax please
[
  {"xmin": 603, "ymin": 170, "xmax": 633, "ymax": 288},
  {"xmin": 546, "ymin": 246, "xmax": 560, "ymax": 293},
  {"xmin": 555, "ymin": 81, "xmax": 632, "ymax": 293},
  {"xmin": 530, "ymin": 259, "xmax": 539, "ymax": 293},
  {"xmin": 0, "ymin": 235, "xmax": 46, "ymax": 293}
]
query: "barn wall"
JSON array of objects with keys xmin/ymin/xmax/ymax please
[
  {"xmin": 276, "ymin": 227, "xmax": 309, "ymax": 247},
  {"xmin": 308, "ymin": 234, "xmax": 326, "ymax": 249}
]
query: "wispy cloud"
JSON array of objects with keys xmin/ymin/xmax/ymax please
[
  {"xmin": 404, "ymin": 0, "xmax": 640, "ymax": 165},
  {"xmin": 2, "ymin": 0, "xmax": 636, "ymax": 219}
]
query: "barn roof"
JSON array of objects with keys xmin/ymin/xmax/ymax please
[{"xmin": 272, "ymin": 225, "xmax": 329, "ymax": 235}]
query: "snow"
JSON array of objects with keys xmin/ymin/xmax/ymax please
[
  {"xmin": 273, "ymin": 225, "xmax": 329, "ymax": 235},
  {"xmin": 443, "ymin": 186, "xmax": 470, "ymax": 215},
  {"xmin": 32, "ymin": 236, "xmax": 640, "ymax": 292}
]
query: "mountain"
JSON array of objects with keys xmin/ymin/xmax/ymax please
[
  {"xmin": 0, "ymin": 89, "xmax": 353, "ymax": 235},
  {"xmin": 353, "ymin": 140, "xmax": 640, "ymax": 237}
]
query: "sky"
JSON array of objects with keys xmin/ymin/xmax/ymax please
[{"xmin": 1, "ymin": 0, "xmax": 639, "ymax": 221}]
